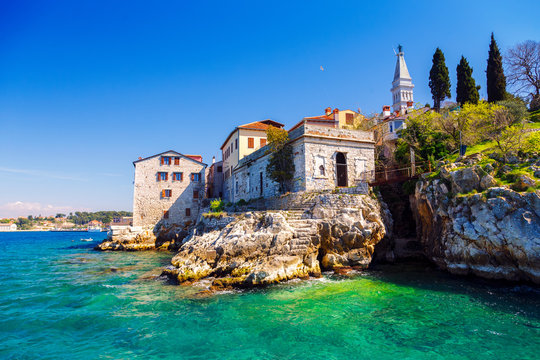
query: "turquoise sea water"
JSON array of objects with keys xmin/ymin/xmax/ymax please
[{"xmin": 1, "ymin": 232, "xmax": 539, "ymax": 360}]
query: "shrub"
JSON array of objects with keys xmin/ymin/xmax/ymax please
[
  {"xmin": 236, "ymin": 199, "xmax": 247, "ymax": 206},
  {"xmin": 210, "ymin": 198, "xmax": 224, "ymax": 213}
]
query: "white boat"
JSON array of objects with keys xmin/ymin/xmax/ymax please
[
  {"xmin": 80, "ymin": 238, "xmax": 93, "ymax": 242},
  {"xmin": 88, "ymin": 226, "xmax": 102, "ymax": 232}
]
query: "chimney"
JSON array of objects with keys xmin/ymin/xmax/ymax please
[
  {"xmin": 138, "ymin": 157, "xmax": 142, "ymax": 160},
  {"xmin": 325, "ymin": 107, "xmax": 332, "ymax": 116},
  {"xmin": 382, "ymin": 106, "xmax": 391, "ymax": 117},
  {"xmin": 333, "ymin": 108, "xmax": 339, "ymax": 114},
  {"xmin": 212, "ymin": 156, "xmax": 216, "ymax": 164}
]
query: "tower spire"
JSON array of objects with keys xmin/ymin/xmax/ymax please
[{"xmin": 391, "ymin": 46, "xmax": 414, "ymax": 112}]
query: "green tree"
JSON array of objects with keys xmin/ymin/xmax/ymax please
[
  {"xmin": 395, "ymin": 110, "xmax": 450, "ymax": 164},
  {"xmin": 429, "ymin": 48, "xmax": 451, "ymax": 111},
  {"xmin": 486, "ymin": 33, "xmax": 506, "ymax": 102},
  {"xmin": 456, "ymin": 56, "xmax": 480, "ymax": 104},
  {"xmin": 265, "ymin": 126, "xmax": 295, "ymax": 193}
]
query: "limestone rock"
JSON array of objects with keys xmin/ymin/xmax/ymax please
[
  {"xmin": 413, "ymin": 178, "xmax": 540, "ymax": 284},
  {"xmin": 449, "ymin": 167, "xmax": 480, "ymax": 194},
  {"xmin": 513, "ymin": 174, "xmax": 537, "ymax": 191},
  {"xmin": 164, "ymin": 194, "xmax": 386, "ymax": 288},
  {"xmin": 480, "ymin": 174, "xmax": 497, "ymax": 190}
]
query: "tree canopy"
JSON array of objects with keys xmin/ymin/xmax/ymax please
[
  {"xmin": 486, "ymin": 33, "xmax": 507, "ymax": 102},
  {"xmin": 505, "ymin": 40, "xmax": 540, "ymax": 107},
  {"xmin": 265, "ymin": 126, "xmax": 295, "ymax": 194},
  {"xmin": 456, "ymin": 56, "xmax": 480, "ymax": 105},
  {"xmin": 429, "ymin": 48, "xmax": 451, "ymax": 111}
]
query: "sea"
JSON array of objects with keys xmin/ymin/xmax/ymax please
[{"xmin": 0, "ymin": 231, "xmax": 539, "ymax": 360}]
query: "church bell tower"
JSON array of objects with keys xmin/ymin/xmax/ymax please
[{"xmin": 391, "ymin": 45, "xmax": 414, "ymax": 112}]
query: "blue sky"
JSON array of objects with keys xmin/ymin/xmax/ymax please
[{"xmin": 1, "ymin": 0, "xmax": 539, "ymax": 217}]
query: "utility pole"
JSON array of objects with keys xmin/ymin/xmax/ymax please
[{"xmin": 410, "ymin": 147, "xmax": 416, "ymax": 176}]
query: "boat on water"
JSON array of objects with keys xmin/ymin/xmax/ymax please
[{"xmin": 80, "ymin": 238, "xmax": 93, "ymax": 242}]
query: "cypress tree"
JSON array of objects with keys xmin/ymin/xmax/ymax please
[
  {"xmin": 486, "ymin": 33, "xmax": 506, "ymax": 102},
  {"xmin": 429, "ymin": 48, "xmax": 451, "ymax": 111},
  {"xmin": 456, "ymin": 56, "xmax": 480, "ymax": 104}
]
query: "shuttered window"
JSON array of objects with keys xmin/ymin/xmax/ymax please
[
  {"xmin": 173, "ymin": 172, "xmax": 182, "ymax": 181},
  {"xmin": 162, "ymin": 189, "xmax": 172, "ymax": 198},
  {"xmin": 174, "ymin": 157, "xmax": 180, "ymax": 165},
  {"xmin": 185, "ymin": 208, "xmax": 191, "ymax": 216},
  {"xmin": 161, "ymin": 156, "xmax": 171, "ymax": 165},
  {"xmin": 260, "ymin": 138, "xmax": 266, "ymax": 147},
  {"xmin": 163, "ymin": 210, "xmax": 169, "ymax": 219},
  {"xmin": 191, "ymin": 173, "xmax": 200, "ymax": 182},
  {"xmin": 193, "ymin": 190, "xmax": 199, "ymax": 199},
  {"xmin": 157, "ymin": 172, "xmax": 168, "ymax": 181},
  {"xmin": 248, "ymin": 137, "xmax": 254, "ymax": 148},
  {"xmin": 346, "ymin": 113, "xmax": 354, "ymax": 125}
]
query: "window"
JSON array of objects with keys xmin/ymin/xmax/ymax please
[
  {"xmin": 191, "ymin": 173, "xmax": 201, "ymax": 182},
  {"xmin": 173, "ymin": 172, "xmax": 183, "ymax": 181},
  {"xmin": 185, "ymin": 208, "xmax": 191, "ymax": 217},
  {"xmin": 248, "ymin": 137, "xmax": 254, "ymax": 148},
  {"xmin": 235, "ymin": 138, "xmax": 238, "ymax": 150},
  {"xmin": 319, "ymin": 165, "xmax": 325, "ymax": 176},
  {"xmin": 163, "ymin": 210, "xmax": 169, "ymax": 219},
  {"xmin": 174, "ymin": 157, "xmax": 180, "ymax": 165},
  {"xmin": 235, "ymin": 180, "xmax": 239, "ymax": 194},
  {"xmin": 230, "ymin": 143, "xmax": 233, "ymax": 154},
  {"xmin": 157, "ymin": 172, "xmax": 168, "ymax": 181},
  {"xmin": 161, "ymin": 189, "xmax": 172, "ymax": 198},
  {"xmin": 161, "ymin": 156, "xmax": 171, "ymax": 165},
  {"xmin": 260, "ymin": 138, "xmax": 267, "ymax": 147},
  {"xmin": 346, "ymin": 113, "xmax": 354, "ymax": 125},
  {"xmin": 193, "ymin": 190, "xmax": 199, "ymax": 199},
  {"xmin": 217, "ymin": 166, "xmax": 222, "ymax": 173},
  {"xmin": 389, "ymin": 123, "xmax": 394, "ymax": 133}
]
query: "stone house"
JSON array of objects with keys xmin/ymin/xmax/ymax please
[
  {"xmin": 206, "ymin": 157, "xmax": 224, "ymax": 199},
  {"xmin": 228, "ymin": 122, "xmax": 375, "ymax": 203},
  {"xmin": 132, "ymin": 150, "xmax": 207, "ymax": 229},
  {"xmin": 221, "ymin": 119, "xmax": 284, "ymax": 202}
]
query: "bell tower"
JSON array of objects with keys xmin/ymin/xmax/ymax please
[{"xmin": 391, "ymin": 45, "xmax": 414, "ymax": 112}]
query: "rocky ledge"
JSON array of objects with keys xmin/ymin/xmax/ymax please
[
  {"xmin": 412, "ymin": 158, "xmax": 540, "ymax": 283},
  {"xmin": 163, "ymin": 194, "xmax": 388, "ymax": 289},
  {"xmin": 95, "ymin": 225, "xmax": 188, "ymax": 251}
]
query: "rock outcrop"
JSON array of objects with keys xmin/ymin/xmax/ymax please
[
  {"xmin": 412, "ymin": 162, "xmax": 540, "ymax": 283},
  {"xmin": 164, "ymin": 194, "xmax": 387, "ymax": 288},
  {"xmin": 95, "ymin": 225, "xmax": 187, "ymax": 251}
]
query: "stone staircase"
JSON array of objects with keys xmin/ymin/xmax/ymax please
[{"xmin": 287, "ymin": 219, "xmax": 319, "ymax": 255}]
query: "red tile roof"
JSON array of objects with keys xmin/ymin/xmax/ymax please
[{"xmin": 221, "ymin": 120, "xmax": 284, "ymax": 149}]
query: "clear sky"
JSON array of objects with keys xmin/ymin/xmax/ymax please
[{"xmin": 1, "ymin": 0, "xmax": 539, "ymax": 217}]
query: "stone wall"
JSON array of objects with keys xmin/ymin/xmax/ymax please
[{"xmin": 133, "ymin": 152, "xmax": 206, "ymax": 229}]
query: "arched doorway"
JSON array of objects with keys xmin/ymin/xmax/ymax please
[{"xmin": 336, "ymin": 152, "xmax": 347, "ymax": 187}]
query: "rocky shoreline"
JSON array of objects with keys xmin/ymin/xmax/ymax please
[
  {"xmin": 163, "ymin": 194, "xmax": 388, "ymax": 289},
  {"xmin": 96, "ymin": 155, "xmax": 540, "ymax": 288}
]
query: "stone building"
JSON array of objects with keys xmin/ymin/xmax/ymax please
[
  {"xmin": 132, "ymin": 150, "xmax": 207, "ymax": 229},
  {"xmin": 228, "ymin": 122, "xmax": 374, "ymax": 203},
  {"xmin": 221, "ymin": 119, "xmax": 284, "ymax": 202},
  {"xmin": 206, "ymin": 157, "xmax": 224, "ymax": 199}
]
